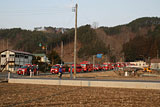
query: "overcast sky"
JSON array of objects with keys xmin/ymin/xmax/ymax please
[{"xmin": 0, "ymin": 0, "xmax": 160, "ymax": 30}]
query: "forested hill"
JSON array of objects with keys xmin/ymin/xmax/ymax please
[
  {"xmin": 97, "ymin": 17, "xmax": 160, "ymax": 62},
  {"xmin": 0, "ymin": 27, "xmax": 64, "ymax": 53},
  {"xmin": 0, "ymin": 17, "xmax": 160, "ymax": 62},
  {"xmin": 100, "ymin": 17, "xmax": 160, "ymax": 35},
  {"xmin": 123, "ymin": 24, "xmax": 160, "ymax": 62}
]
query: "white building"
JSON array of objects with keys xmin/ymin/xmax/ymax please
[
  {"xmin": 129, "ymin": 61, "xmax": 148, "ymax": 68},
  {"xmin": 0, "ymin": 50, "xmax": 33, "ymax": 72},
  {"xmin": 150, "ymin": 59, "xmax": 160, "ymax": 70},
  {"xmin": 33, "ymin": 53, "xmax": 50, "ymax": 63}
]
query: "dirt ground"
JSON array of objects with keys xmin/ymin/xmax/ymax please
[
  {"xmin": 1, "ymin": 71, "xmax": 160, "ymax": 106},
  {"xmin": 0, "ymin": 83, "xmax": 160, "ymax": 107}
]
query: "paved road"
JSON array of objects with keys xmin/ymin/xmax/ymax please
[
  {"xmin": 0, "ymin": 70, "xmax": 113, "ymax": 80},
  {"xmin": 1, "ymin": 71, "xmax": 160, "ymax": 83}
]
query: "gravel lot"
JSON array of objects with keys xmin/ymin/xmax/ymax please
[{"xmin": 0, "ymin": 83, "xmax": 160, "ymax": 107}]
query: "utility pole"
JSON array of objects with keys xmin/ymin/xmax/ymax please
[
  {"xmin": 45, "ymin": 44, "xmax": 47, "ymax": 72},
  {"xmin": 46, "ymin": 44, "xmax": 47, "ymax": 54},
  {"xmin": 73, "ymin": 4, "xmax": 78, "ymax": 79},
  {"xmin": 7, "ymin": 39, "xmax": 8, "ymax": 49},
  {"xmin": 93, "ymin": 55, "xmax": 95, "ymax": 71},
  {"xmin": 61, "ymin": 41, "xmax": 63, "ymax": 64},
  {"xmin": 157, "ymin": 50, "xmax": 159, "ymax": 59},
  {"xmin": 157, "ymin": 50, "xmax": 159, "ymax": 69},
  {"xmin": 2, "ymin": 39, "xmax": 4, "ymax": 50}
]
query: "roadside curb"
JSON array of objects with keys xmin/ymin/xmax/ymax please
[{"xmin": 8, "ymin": 78, "xmax": 160, "ymax": 90}]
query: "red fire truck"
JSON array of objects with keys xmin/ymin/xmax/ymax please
[
  {"xmin": 80, "ymin": 61, "xmax": 93, "ymax": 72},
  {"xmin": 109, "ymin": 63, "xmax": 115, "ymax": 70},
  {"xmin": 68, "ymin": 64, "xmax": 83, "ymax": 73},
  {"xmin": 102, "ymin": 63, "xmax": 110, "ymax": 71},
  {"xmin": 94, "ymin": 64, "xmax": 102, "ymax": 71}
]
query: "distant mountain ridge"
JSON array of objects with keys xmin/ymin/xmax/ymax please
[{"xmin": 0, "ymin": 17, "xmax": 160, "ymax": 62}]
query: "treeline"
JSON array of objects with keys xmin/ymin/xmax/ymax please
[
  {"xmin": 127, "ymin": 17, "xmax": 160, "ymax": 32},
  {"xmin": 0, "ymin": 28, "xmax": 59, "ymax": 53},
  {"xmin": 1, "ymin": 17, "xmax": 160, "ymax": 62},
  {"xmin": 52, "ymin": 25, "xmax": 108, "ymax": 58},
  {"xmin": 100, "ymin": 17, "xmax": 160, "ymax": 35},
  {"xmin": 123, "ymin": 25, "xmax": 160, "ymax": 61},
  {"xmin": 100, "ymin": 25, "xmax": 123, "ymax": 35},
  {"xmin": 0, "ymin": 25, "xmax": 108, "ymax": 59},
  {"xmin": 77, "ymin": 25, "xmax": 108, "ymax": 58}
]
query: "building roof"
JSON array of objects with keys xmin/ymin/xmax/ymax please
[
  {"xmin": 64, "ymin": 62, "xmax": 74, "ymax": 64},
  {"xmin": 33, "ymin": 53, "xmax": 46, "ymax": 57},
  {"xmin": 150, "ymin": 59, "xmax": 160, "ymax": 63},
  {"xmin": 0, "ymin": 49, "xmax": 32, "ymax": 55}
]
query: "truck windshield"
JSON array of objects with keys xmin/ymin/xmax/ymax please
[
  {"xmin": 81, "ymin": 64, "xmax": 86, "ymax": 67},
  {"xmin": 21, "ymin": 66, "xmax": 28, "ymax": 69},
  {"xmin": 52, "ymin": 66, "xmax": 58, "ymax": 68},
  {"xmin": 103, "ymin": 65, "xmax": 108, "ymax": 67}
]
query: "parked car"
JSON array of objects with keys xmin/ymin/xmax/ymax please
[
  {"xmin": 17, "ymin": 64, "xmax": 37, "ymax": 75},
  {"xmin": 50, "ymin": 65, "xmax": 59, "ymax": 74},
  {"xmin": 50, "ymin": 64, "xmax": 65, "ymax": 74}
]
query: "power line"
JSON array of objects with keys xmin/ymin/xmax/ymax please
[{"xmin": 65, "ymin": 13, "xmax": 74, "ymax": 27}]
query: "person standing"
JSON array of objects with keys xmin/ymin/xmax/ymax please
[
  {"xmin": 58, "ymin": 65, "xmax": 63, "ymax": 79},
  {"xmin": 36, "ymin": 65, "xmax": 39, "ymax": 75},
  {"xmin": 27, "ymin": 65, "xmax": 30, "ymax": 75},
  {"xmin": 31, "ymin": 65, "xmax": 34, "ymax": 76}
]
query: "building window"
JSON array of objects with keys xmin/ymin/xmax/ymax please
[
  {"xmin": 19, "ymin": 54, "xmax": 24, "ymax": 58},
  {"xmin": 1, "ymin": 55, "xmax": 6, "ymax": 57},
  {"xmin": 9, "ymin": 65, "xmax": 14, "ymax": 68},
  {"xmin": 15, "ymin": 54, "xmax": 19, "ymax": 58},
  {"xmin": 25, "ymin": 56, "xmax": 28, "ymax": 59},
  {"xmin": 9, "ymin": 54, "xmax": 15, "ymax": 57}
]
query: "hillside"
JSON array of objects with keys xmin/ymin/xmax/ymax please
[
  {"xmin": 0, "ymin": 17, "xmax": 160, "ymax": 63},
  {"xmin": 97, "ymin": 17, "xmax": 160, "ymax": 61}
]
